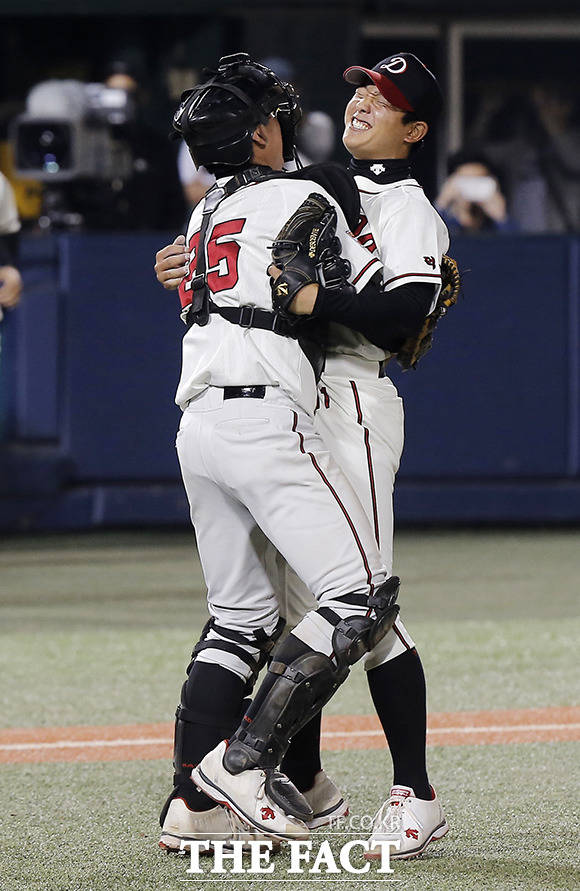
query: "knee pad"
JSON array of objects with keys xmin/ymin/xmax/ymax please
[
  {"xmin": 328, "ymin": 576, "xmax": 400, "ymax": 668},
  {"xmin": 222, "ymin": 579, "xmax": 399, "ymax": 776},
  {"xmin": 187, "ymin": 615, "xmax": 286, "ymax": 692}
]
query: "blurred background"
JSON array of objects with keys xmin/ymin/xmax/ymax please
[{"xmin": 1, "ymin": 0, "xmax": 580, "ymax": 531}]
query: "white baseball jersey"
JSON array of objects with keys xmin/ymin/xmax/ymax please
[
  {"xmin": 279, "ymin": 171, "xmax": 449, "ymax": 667},
  {"xmin": 175, "ymin": 175, "xmax": 382, "ymax": 414},
  {"xmin": 0, "ymin": 173, "xmax": 21, "ymax": 236},
  {"xmin": 325, "ymin": 174, "xmax": 449, "ymax": 365}
]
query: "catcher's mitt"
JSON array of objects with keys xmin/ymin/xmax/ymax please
[
  {"xmin": 269, "ymin": 193, "xmax": 351, "ymax": 315},
  {"xmin": 396, "ymin": 254, "xmax": 461, "ymax": 370}
]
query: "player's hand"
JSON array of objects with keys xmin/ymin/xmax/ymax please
[
  {"xmin": 268, "ymin": 263, "xmax": 318, "ymax": 315},
  {"xmin": 154, "ymin": 235, "xmax": 189, "ymax": 290},
  {"xmin": 0, "ymin": 265, "xmax": 23, "ymax": 309}
]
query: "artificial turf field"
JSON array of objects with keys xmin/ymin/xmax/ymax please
[{"xmin": 0, "ymin": 528, "xmax": 578, "ymax": 891}]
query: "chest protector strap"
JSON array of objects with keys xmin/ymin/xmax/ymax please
[{"xmin": 184, "ymin": 166, "xmax": 279, "ymax": 330}]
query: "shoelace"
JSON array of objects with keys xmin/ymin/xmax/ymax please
[{"xmin": 371, "ymin": 795, "xmax": 405, "ymax": 833}]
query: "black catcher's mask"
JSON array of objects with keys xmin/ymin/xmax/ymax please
[{"xmin": 173, "ymin": 53, "xmax": 302, "ymax": 172}]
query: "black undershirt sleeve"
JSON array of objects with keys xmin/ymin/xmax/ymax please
[{"xmin": 313, "ymin": 274, "xmax": 435, "ymax": 352}]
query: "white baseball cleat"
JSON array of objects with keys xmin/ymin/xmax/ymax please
[
  {"xmin": 303, "ymin": 770, "xmax": 349, "ymax": 829},
  {"xmin": 192, "ymin": 741, "xmax": 311, "ymax": 842},
  {"xmin": 365, "ymin": 785, "xmax": 448, "ymax": 860},
  {"xmin": 159, "ymin": 797, "xmax": 279, "ymax": 853}
]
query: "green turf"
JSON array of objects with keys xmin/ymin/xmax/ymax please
[
  {"xmin": 1, "ymin": 529, "xmax": 578, "ymax": 726},
  {"xmin": 1, "ymin": 745, "xmax": 578, "ymax": 891},
  {"xmin": 0, "ymin": 529, "xmax": 579, "ymax": 890}
]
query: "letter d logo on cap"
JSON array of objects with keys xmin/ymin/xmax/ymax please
[{"xmin": 382, "ymin": 57, "xmax": 407, "ymax": 74}]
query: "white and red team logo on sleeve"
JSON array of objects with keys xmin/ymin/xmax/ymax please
[{"xmin": 352, "ymin": 214, "xmax": 377, "ymax": 254}]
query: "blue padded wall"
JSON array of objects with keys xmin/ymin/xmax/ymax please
[
  {"xmin": 59, "ymin": 234, "xmax": 184, "ymax": 480},
  {"xmin": 389, "ymin": 235, "xmax": 572, "ymax": 478},
  {"xmin": 2, "ymin": 232, "xmax": 580, "ymax": 529}
]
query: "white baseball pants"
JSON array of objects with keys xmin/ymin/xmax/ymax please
[
  {"xmin": 177, "ymin": 385, "xmax": 387, "ymax": 681},
  {"xmin": 279, "ymin": 362, "xmax": 415, "ymax": 668}
]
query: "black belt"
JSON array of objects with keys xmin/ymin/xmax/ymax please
[{"xmin": 223, "ymin": 386, "xmax": 266, "ymax": 400}]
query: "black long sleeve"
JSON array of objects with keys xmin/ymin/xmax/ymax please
[{"xmin": 313, "ymin": 275, "xmax": 435, "ymax": 353}]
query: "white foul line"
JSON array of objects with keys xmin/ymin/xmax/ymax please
[{"xmin": 1, "ymin": 723, "xmax": 579, "ymax": 752}]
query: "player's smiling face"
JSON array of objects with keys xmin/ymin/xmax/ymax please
[{"xmin": 343, "ymin": 85, "xmax": 415, "ymax": 160}]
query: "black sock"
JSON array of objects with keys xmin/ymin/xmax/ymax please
[
  {"xmin": 280, "ymin": 711, "xmax": 322, "ymax": 792},
  {"xmin": 174, "ymin": 662, "xmax": 246, "ymax": 811},
  {"xmin": 367, "ymin": 648, "xmax": 431, "ymax": 800}
]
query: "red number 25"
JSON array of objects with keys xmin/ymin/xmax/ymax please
[{"xmin": 179, "ymin": 218, "xmax": 246, "ymax": 309}]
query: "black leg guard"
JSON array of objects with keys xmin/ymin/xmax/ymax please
[
  {"xmin": 161, "ymin": 616, "xmax": 285, "ymax": 825},
  {"xmin": 323, "ymin": 575, "xmax": 401, "ymax": 666},
  {"xmin": 173, "ymin": 664, "xmax": 248, "ymax": 781},
  {"xmin": 159, "ymin": 662, "xmax": 249, "ymax": 825},
  {"xmin": 223, "ymin": 576, "xmax": 400, "ymax": 776},
  {"xmin": 224, "ymin": 640, "xmax": 348, "ymax": 775}
]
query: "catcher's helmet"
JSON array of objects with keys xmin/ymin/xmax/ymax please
[{"xmin": 173, "ymin": 53, "xmax": 301, "ymax": 172}]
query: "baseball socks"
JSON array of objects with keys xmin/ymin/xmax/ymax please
[
  {"xmin": 367, "ymin": 647, "xmax": 431, "ymax": 800},
  {"xmin": 165, "ymin": 662, "xmax": 247, "ymax": 815},
  {"xmin": 281, "ymin": 711, "xmax": 323, "ymax": 793}
]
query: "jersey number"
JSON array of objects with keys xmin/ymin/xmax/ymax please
[{"xmin": 179, "ymin": 218, "xmax": 246, "ymax": 309}]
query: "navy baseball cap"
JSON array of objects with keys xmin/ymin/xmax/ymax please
[{"xmin": 344, "ymin": 53, "xmax": 443, "ymax": 124}]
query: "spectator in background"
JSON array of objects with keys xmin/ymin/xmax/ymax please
[
  {"xmin": 466, "ymin": 83, "xmax": 580, "ymax": 233},
  {"xmin": 0, "ymin": 172, "xmax": 22, "ymax": 319},
  {"xmin": 436, "ymin": 150, "xmax": 517, "ymax": 235},
  {"xmin": 295, "ymin": 110, "xmax": 336, "ymax": 166}
]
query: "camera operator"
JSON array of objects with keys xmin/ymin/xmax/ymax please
[
  {"xmin": 436, "ymin": 150, "xmax": 517, "ymax": 235},
  {"xmin": 13, "ymin": 56, "xmax": 186, "ymax": 231},
  {"xmin": 101, "ymin": 57, "xmax": 186, "ymax": 230}
]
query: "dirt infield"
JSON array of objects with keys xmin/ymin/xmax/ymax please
[{"xmin": 0, "ymin": 706, "xmax": 578, "ymax": 764}]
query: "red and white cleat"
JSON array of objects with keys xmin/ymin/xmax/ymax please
[
  {"xmin": 159, "ymin": 796, "xmax": 277, "ymax": 853},
  {"xmin": 365, "ymin": 785, "xmax": 448, "ymax": 860},
  {"xmin": 192, "ymin": 740, "xmax": 311, "ymax": 842}
]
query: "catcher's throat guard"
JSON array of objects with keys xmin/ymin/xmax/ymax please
[{"xmin": 223, "ymin": 577, "xmax": 400, "ymax": 778}]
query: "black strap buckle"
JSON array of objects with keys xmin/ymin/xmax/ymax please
[
  {"xmin": 239, "ymin": 305, "xmax": 256, "ymax": 328},
  {"xmin": 191, "ymin": 273, "xmax": 206, "ymax": 292}
]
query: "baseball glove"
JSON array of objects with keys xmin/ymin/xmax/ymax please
[
  {"xmin": 269, "ymin": 193, "xmax": 351, "ymax": 315},
  {"xmin": 396, "ymin": 254, "xmax": 461, "ymax": 370}
]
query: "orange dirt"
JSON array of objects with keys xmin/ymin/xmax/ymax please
[{"xmin": 0, "ymin": 706, "xmax": 578, "ymax": 764}]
